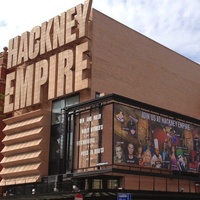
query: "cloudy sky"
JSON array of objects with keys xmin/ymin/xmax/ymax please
[{"xmin": 1, "ymin": 0, "xmax": 200, "ymax": 64}]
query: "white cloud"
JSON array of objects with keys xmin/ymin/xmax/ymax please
[{"xmin": 1, "ymin": 0, "xmax": 200, "ymax": 63}]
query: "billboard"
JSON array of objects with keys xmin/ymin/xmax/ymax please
[
  {"xmin": 114, "ymin": 103, "xmax": 200, "ymax": 173},
  {"xmin": 77, "ymin": 109, "xmax": 104, "ymax": 168}
]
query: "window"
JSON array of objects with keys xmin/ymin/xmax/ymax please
[
  {"xmin": 107, "ymin": 179, "xmax": 119, "ymax": 189},
  {"xmin": 92, "ymin": 179, "xmax": 102, "ymax": 189},
  {"xmin": 49, "ymin": 95, "xmax": 79, "ymax": 175}
]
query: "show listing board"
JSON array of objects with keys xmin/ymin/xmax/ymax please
[{"xmin": 114, "ymin": 103, "xmax": 200, "ymax": 173}]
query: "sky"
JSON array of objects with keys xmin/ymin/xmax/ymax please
[{"xmin": 0, "ymin": 0, "xmax": 200, "ymax": 64}]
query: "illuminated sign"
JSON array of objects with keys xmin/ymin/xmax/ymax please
[
  {"xmin": 114, "ymin": 103, "xmax": 200, "ymax": 173},
  {"xmin": 4, "ymin": 0, "xmax": 92, "ymax": 113}
]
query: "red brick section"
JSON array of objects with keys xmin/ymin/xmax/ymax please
[{"xmin": 0, "ymin": 47, "xmax": 8, "ymax": 195}]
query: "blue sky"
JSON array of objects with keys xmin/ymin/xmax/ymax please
[{"xmin": 1, "ymin": 0, "xmax": 200, "ymax": 64}]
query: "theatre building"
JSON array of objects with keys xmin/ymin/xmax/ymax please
[{"xmin": 1, "ymin": 0, "xmax": 200, "ymax": 199}]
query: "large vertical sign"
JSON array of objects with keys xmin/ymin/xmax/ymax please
[
  {"xmin": 77, "ymin": 109, "xmax": 104, "ymax": 168},
  {"xmin": 114, "ymin": 103, "xmax": 200, "ymax": 173}
]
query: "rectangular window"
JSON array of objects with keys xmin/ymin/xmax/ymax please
[
  {"xmin": 49, "ymin": 95, "xmax": 79, "ymax": 175},
  {"xmin": 107, "ymin": 179, "xmax": 119, "ymax": 189},
  {"xmin": 92, "ymin": 179, "xmax": 102, "ymax": 189}
]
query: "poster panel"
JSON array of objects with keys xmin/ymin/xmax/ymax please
[
  {"xmin": 114, "ymin": 103, "xmax": 200, "ymax": 173},
  {"xmin": 77, "ymin": 109, "xmax": 104, "ymax": 168}
]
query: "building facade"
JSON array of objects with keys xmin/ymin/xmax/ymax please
[
  {"xmin": 0, "ymin": 47, "xmax": 8, "ymax": 196},
  {"xmin": 1, "ymin": 0, "xmax": 200, "ymax": 199}
]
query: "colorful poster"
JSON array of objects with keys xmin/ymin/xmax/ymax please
[{"xmin": 114, "ymin": 103, "xmax": 200, "ymax": 173}]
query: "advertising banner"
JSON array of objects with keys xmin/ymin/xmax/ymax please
[
  {"xmin": 77, "ymin": 109, "xmax": 104, "ymax": 168},
  {"xmin": 114, "ymin": 103, "xmax": 200, "ymax": 173}
]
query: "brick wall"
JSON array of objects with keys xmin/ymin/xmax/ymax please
[{"xmin": 0, "ymin": 47, "xmax": 8, "ymax": 195}]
